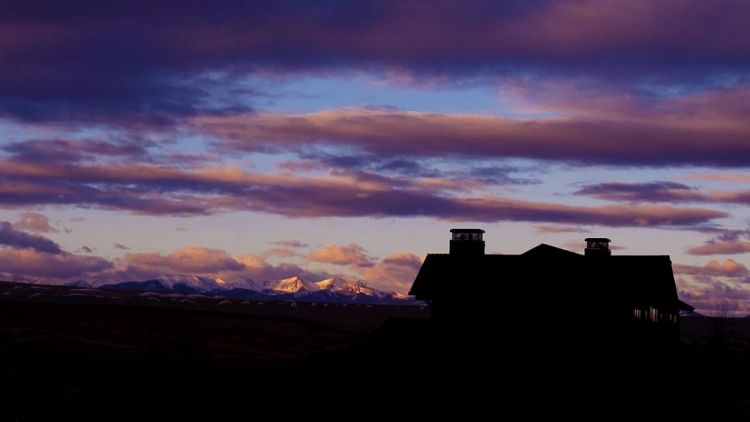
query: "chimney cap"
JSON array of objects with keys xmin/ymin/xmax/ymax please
[
  {"xmin": 450, "ymin": 228, "xmax": 485, "ymax": 234},
  {"xmin": 585, "ymin": 237, "xmax": 611, "ymax": 257}
]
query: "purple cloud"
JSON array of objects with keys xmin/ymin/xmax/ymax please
[
  {"xmin": 686, "ymin": 230, "xmax": 750, "ymax": 255},
  {"xmin": 1, "ymin": 0, "xmax": 749, "ymax": 123},
  {"xmin": 575, "ymin": 182, "xmax": 701, "ymax": 202},
  {"xmin": 687, "ymin": 241, "xmax": 750, "ymax": 256},
  {"xmin": 198, "ymin": 97, "xmax": 750, "ymax": 167},
  {"xmin": 0, "ymin": 159, "xmax": 727, "ymax": 226},
  {"xmin": 0, "ymin": 248, "xmax": 112, "ymax": 279},
  {"xmin": 4, "ymin": 139, "xmax": 150, "ymax": 163},
  {"xmin": 576, "ymin": 182, "xmax": 750, "ymax": 205},
  {"xmin": 676, "ymin": 277, "xmax": 750, "ymax": 316},
  {"xmin": 0, "ymin": 221, "xmax": 62, "ymax": 254}
]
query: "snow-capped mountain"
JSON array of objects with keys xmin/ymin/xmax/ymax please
[
  {"xmin": 111, "ymin": 274, "xmax": 225, "ymax": 292},
  {"xmin": 65, "ymin": 280, "xmax": 93, "ymax": 288},
  {"xmin": 92, "ymin": 273, "xmax": 410, "ymax": 303},
  {"xmin": 98, "ymin": 274, "xmax": 262, "ymax": 293},
  {"xmin": 315, "ymin": 278, "xmax": 377, "ymax": 296},
  {"xmin": 221, "ymin": 277, "xmax": 263, "ymax": 291},
  {"xmin": 263, "ymin": 276, "xmax": 320, "ymax": 294}
]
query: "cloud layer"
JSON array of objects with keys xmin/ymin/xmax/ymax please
[
  {"xmin": 197, "ymin": 93, "xmax": 750, "ymax": 166},
  {"xmin": 577, "ymin": 181, "xmax": 750, "ymax": 205},
  {"xmin": 674, "ymin": 259, "xmax": 749, "ymax": 278},
  {"xmin": 1, "ymin": 0, "xmax": 750, "ymax": 123},
  {"xmin": 0, "ymin": 231, "xmax": 421, "ymax": 292},
  {"xmin": 688, "ymin": 241, "xmax": 750, "ymax": 256},
  {"xmin": 0, "ymin": 248, "xmax": 112, "ymax": 279},
  {"xmin": 0, "ymin": 158, "xmax": 726, "ymax": 226}
]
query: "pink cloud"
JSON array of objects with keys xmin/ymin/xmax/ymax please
[
  {"xmin": 357, "ymin": 252, "xmax": 423, "ymax": 293},
  {"xmin": 107, "ymin": 246, "xmax": 328, "ymax": 284},
  {"xmin": 0, "ymin": 248, "xmax": 111, "ymax": 279},
  {"xmin": 196, "ymin": 89, "xmax": 750, "ymax": 166},
  {"xmin": 676, "ymin": 277, "xmax": 750, "ymax": 316},
  {"xmin": 0, "ymin": 235, "xmax": 423, "ymax": 294},
  {"xmin": 0, "ymin": 158, "xmax": 725, "ymax": 226},
  {"xmin": 682, "ymin": 172, "xmax": 750, "ymax": 183},
  {"xmin": 674, "ymin": 259, "xmax": 749, "ymax": 278},
  {"xmin": 307, "ymin": 243, "xmax": 373, "ymax": 267},
  {"xmin": 296, "ymin": 242, "xmax": 423, "ymax": 292},
  {"xmin": 575, "ymin": 181, "xmax": 750, "ymax": 205},
  {"xmin": 230, "ymin": 253, "xmax": 328, "ymax": 283},
  {"xmin": 13, "ymin": 212, "xmax": 57, "ymax": 233},
  {"xmin": 306, "ymin": 242, "xmax": 423, "ymax": 292},
  {"xmin": 121, "ymin": 246, "xmax": 245, "ymax": 277},
  {"xmin": 687, "ymin": 241, "xmax": 750, "ymax": 256}
]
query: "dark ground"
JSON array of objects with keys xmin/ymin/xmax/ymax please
[{"xmin": 2, "ymin": 281, "xmax": 750, "ymax": 420}]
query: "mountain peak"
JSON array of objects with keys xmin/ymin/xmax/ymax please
[
  {"xmin": 315, "ymin": 278, "xmax": 376, "ymax": 296},
  {"xmin": 264, "ymin": 276, "xmax": 320, "ymax": 294}
]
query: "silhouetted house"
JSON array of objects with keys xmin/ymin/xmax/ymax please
[{"xmin": 409, "ymin": 229, "xmax": 692, "ymax": 352}]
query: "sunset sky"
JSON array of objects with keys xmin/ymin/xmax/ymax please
[{"xmin": 1, "ymin": 0, "xmax": 749, "ymax": 314}]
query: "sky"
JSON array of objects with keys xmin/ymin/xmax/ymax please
[{"xmin": 1, "ymin": 0, "xmax": 749, "ymax": 314}]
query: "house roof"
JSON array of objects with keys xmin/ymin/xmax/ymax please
[{"xmin": 409, "ymin": 243, "xmax": 681, "ymax": 311}]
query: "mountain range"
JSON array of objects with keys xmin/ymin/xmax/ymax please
[{"xmin": 65, "ymin": 274, "xmax": 410, "ymax": 304}]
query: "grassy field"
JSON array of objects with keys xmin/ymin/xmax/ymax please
[
  {"xmin": 3, "ymin": 281, "xmax": 750, "ymax": 420},
  {"xmin": 0, "ymin": 282, "xmax": 434, "ymax": 419}
]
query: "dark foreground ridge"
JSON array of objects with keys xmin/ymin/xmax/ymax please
[{"xmin": 2, "ymin": 273, "xmax": 750, "ymax": 419}]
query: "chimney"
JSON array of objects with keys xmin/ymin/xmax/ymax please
[
  {"xmin": 449, "ymin": 229, "xmax": 485, "ymax": 256},
  {"xmin": 585, "ymin": 238, "xmax": 611, "ymax": 257}
]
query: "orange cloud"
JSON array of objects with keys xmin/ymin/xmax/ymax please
[
  {"xmin": 674, "ymin": 259, "xmax": 749, "ymax": 278},
  {"xmin": 304, "ymin": 243, "xmax": 423, "ymax": 292},
  {"xmin": 307, "ymin": 243, "xmax": 373, "ymax": 267},
  {"xmin": 357, "ymin": 252, "xmax": 423, "ymax": 293},
  {"xmin": 687, "ymin": 241, "xmax": 750, "ymax": 256},
  {"xmin": 122, "ymin": 246, "xmax": 245, "ymax": 276}
]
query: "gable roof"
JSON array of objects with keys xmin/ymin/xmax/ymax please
[
  {"xmin": 522, "ymin": 243, "xmax": 582, "ymax": 258},
  {"xmin": 409, "ymin": 243, "xmax": 680, "ymax": 311}
]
